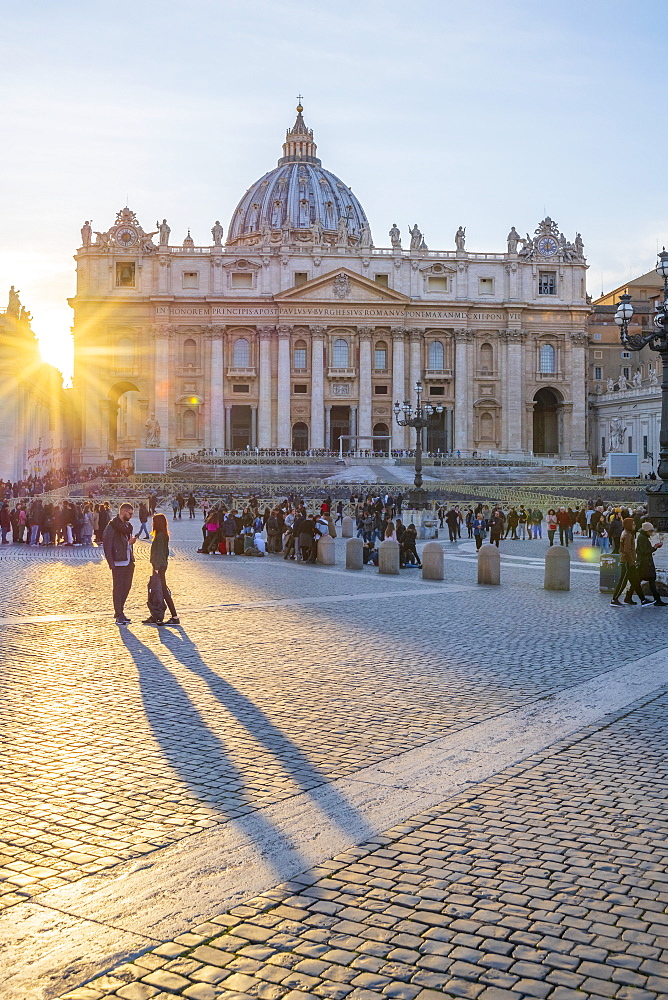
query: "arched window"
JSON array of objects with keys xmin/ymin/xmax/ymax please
[
  {"xmin": 183, "ymin": 338, "xmax": 197, "ymax": 366},
  {"xmin": 480, "ymin": 342, "xmax": 493, "ymax": 373},
  {"xmin": 117, "ymin": 337, "xmax": 133, "ymax": 370},
  {"xmin": 374, "ymin": 341, "xmax": 388, "ymax": 370},
  {"xmin": 539, "ymin": 343, "xmax": 556, "ymax": 374},
  {"xmin": 332, "ymin": 338, "xmax": 349, "ymax": 368},
  {"xmin": 233, "ymin": 338, "xmax": 250, "ymax": 367},
  {"xmin": 183, "ymin": 409, "xmax": 197, "ymax": 438},
  {"xmin": 429, "ymin": 341, "xmax": 444, "ymax": 370},
  {"xmin": 293, "ymin": 339, "xmax": 307, "ymax": 370}
]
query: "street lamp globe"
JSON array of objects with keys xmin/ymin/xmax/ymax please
[
  {"xmin": 657, "ymin": 247, "xmax": 668, "ymax": 279},
  {"xmin": 614, "ymin": 292, "xmax": 634, "ymax": 326}
]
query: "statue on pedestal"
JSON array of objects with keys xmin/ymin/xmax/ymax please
[
  {"xmin": 455, "ymin": 226, "xmax": 466, "ymax": 251},
  {"xmin": 408, "ymin": 223, "xmax": 423, "ymax": 251},
  {"xmin": 389, "ymin": 223, "xmax": 401, "ymax": 249},
  {"xmin": 156, "ymin": 219, "xmax": 171, "ymax": 246},
  {"xmin": 359, "ymin": 222, "xmax": 373, "ymax": 249},
  {"xmin": 7, "ymin": 286, "xmax": 20, "ymax": 315},
  {"xmin": 81, "ymin": 221, "xmax": 92, "ymax": 247},
  {"xmin": 211, "ymin": 220, "xmax": 224, "ymax": 245},
  {"xmin": 618, "ymin": 372, "xmax": 628, "ymax": 391},
  {"xmin": 610, "ymin": 416, "xmax": 626, "ymax": 451},
  {"xmin": 632, "ymin": 370, "xmax": 643, "ymax": 388},
  {"xmin": 337, "ymin": 216, "xmax": 349, "ymax": 244},
  {"xmin": 311, "ymin": 219, "xmax": 324, "ymax": 246},
  {"xmin": 145, "ymin": 413, "xmax": 161, "ymax": 447},
  {"xmin": 507, "ymin": 227, "xmax": 520, "ymax": 253}
]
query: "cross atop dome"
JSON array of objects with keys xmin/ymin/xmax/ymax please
[{"xmin": 279, "ymin": 99, "xmax": 321, "ymax": 166}]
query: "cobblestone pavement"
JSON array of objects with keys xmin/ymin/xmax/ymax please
[
  {"xmin": 0, "ymin": 521, "xmax": 665, "ymax": 916},
  {"xmin": 57, "ymin": 690, "xmax": 668, "ymax": 1000}
]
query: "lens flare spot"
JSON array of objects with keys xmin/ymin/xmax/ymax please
[{"xmin": 578, "ymin": 545, "xmax": 600, "ymax": 563}]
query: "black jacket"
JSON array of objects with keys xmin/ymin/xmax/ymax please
[
  {"xmin": 636, "ymin": 530, "xmax": 656, "ymax": 580},
  {"xmin": 102, "ymin": 516, "xmax": 134, "ymax": 569}
]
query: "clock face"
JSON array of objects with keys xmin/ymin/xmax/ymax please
[
  {"xmin": 537, "ymin": 236, "xmax": 558, "ymax": 257},
  {"xmin": 115, "ymin": 226, "xmax": 137, "ymax": 248}
]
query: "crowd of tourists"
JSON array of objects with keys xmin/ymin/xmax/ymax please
[{"xmin": 0, "ymin": 465, "xmax": 117, "ymax": 500}]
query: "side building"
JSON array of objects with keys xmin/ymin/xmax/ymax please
[
  {"xmin": 0, "ymin": 287, "xmax": 70, "ymax": 483},
  {"xmin": 70, "ymin": 105, "xmax": 591, "ymax": 466}
]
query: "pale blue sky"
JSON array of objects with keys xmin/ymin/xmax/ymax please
[{"xmin": 0, "ymin": 0, "xmax": 665, "ymax": 378}]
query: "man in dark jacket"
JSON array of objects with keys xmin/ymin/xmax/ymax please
[{"xmin": 102, "ymin": 503, "xmax": 136, "ymax": 624}]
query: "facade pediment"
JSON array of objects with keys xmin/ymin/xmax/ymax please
[{"xmin": 275, "ymin": 267, "xmax": 410, "ymax": 305}]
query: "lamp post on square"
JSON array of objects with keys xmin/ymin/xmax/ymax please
[{"xmin": 393, "ymin": 380, "xmax": 443, "ymax": 509}]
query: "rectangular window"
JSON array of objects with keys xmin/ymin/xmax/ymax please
[
  {"xmin": 623, "ymin": 367, "xmax": 630, "ymax": 380},
  {"xmin": 231, "ymin": 272, "xmax": 253, "ymax": 288},
  {"xmin": 538, "ymin": 271, "xmax": 557, "ymax": 295},
  {"xmin": 594, "ymin": 366, "xmax": 603, "ymax": 380},
  {"xmin": 232, "ymin": 383, "xmax": 250, "ymax": 393},
  {"xmin": 621, "ymin": 351, "xmax": 631, "ymax": 359},
  {"xmin": 293, "ymin": 384, "xmax": 308, "ymax": 394},
  {"xmin": 116, "ymin": 262, "xmax": 135, "ymax": 287},
  {"xmin": 374, "ymin": 274, "xmax": 389, "ymax": 287},
  {"xmin": 183, "ymin": 271, "xmax": 199, "ymax": 288},
  {"xmin": 429, "ymin": 386, "xmax": 445, "ymax": 395},
  {"xmin": 478, "ymin": 277, "xmax": 494, "ymax": 295},
  {"xmin": 374, "ymin": 385, "xmax": 388, "ymax": 395},
  {"xmin": 593, "ymin": 333, "xmax": 602, "ymax": 340},
  {"xmin": 293, "ymin": 348, "xmax": 307, "ymax": 370},
  {"xmin": 374, "ymin": 348, "xmax": 387, "ymax": 370},
  {"xmin": 427, "ymin": 276, "xmax": 448, "ymax": 292},
  {"xmin": 294, "ymin": 272, "xmax": 308, "ymax": 286},
  {"xmin": 594, "ymin": 350, "xmax": 603, "ymax": 359}
]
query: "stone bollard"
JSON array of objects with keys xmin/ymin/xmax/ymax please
[
  {"xmin": 477, "ymin": 543, "xmax": 500, "ymax": 585},
  {"xmin": 327, "ymin": 518, "xmax": 337, "ymax": 538},
  {"xmin": 341, "ymin": 515, "xmax": 354, "ymax": 538},
  {"xmin": 378, "ymin": 538, "xmax": 400, "ymax": 575},
  {"xmin": 317, "ymin": 534, "xmax": 336, "ymax": 566},
  {"xmin": 346, "ymin": 537, "xmax": 363, "ymax": 570},
  {"xmin": 544, "ymin": 544, "xmax": 570, "ymax": 591},
  {"xmin": 421, "ymin": 541, "xmax": 444, "ymax": 581}
]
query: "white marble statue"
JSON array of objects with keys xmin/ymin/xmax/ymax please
[
  {"xmin": 408, "ymin": 223, "xmax": 423, "ymax": 251},
  {"xmin": 81, "ymin": 221, "xmax": 92, "ymax": 247},
  {"xmin": 145, "ymin": 413, "xmax": 161, "ymax": 447},
  {"xmin": 632, "ymin": 370, "xmax": 643, "ymax": 388},
  {"xmin": 211, "ymin": 221, "xmax": 224, "ymax": 245},
  {"xmin": 455, "ymin": 226, "xmax": 466, "ymax": 251},
  {"xmin": 507, "ymin": 227, "xmax": 520, "ymax": 253},
  {"xmin": 389, "ymin": 223, "xmax": 401, "ymax": 249},
  {"xmin": 618, "ymin": 372, "xmax": 628, "ymax": 391},
  {"xmin": 606, "ymin": 378, "xmax": 615, "ymax": 393},
  {"xmin": 610, "ymin": 416, "xmax": 626, "ymax": 451},
  {"xmin": 156, "ymin": 219, "xmax": 171, "ymax": 245}
]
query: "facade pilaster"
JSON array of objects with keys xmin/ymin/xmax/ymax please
[
  {"xmin": 325, "ymin": 405, "xmax": 332, "ymax": 451},
  {"xmin": 569, "ymin": 331, "xmax": 588, "ymax": 456},
  {"xmin": 224, "ymin": 405, "xmax": 232, "ymax": 450},
  {"xmin": 454, "ymin": 328, "xmax": 473, "ymax": 452},
  {"xmin": 358, "ymin": 327, "xmax": 373, "ymax": 449},
  {"xmin": 310, "ymin": 325, "xmax": 325, "ymax": 449},
  {"xmin": 499, "ymin": 328, "xmax": 525, "ymax": 454},
  {"xmin": 350, "ymin": 404, "xmax": 358, "ymax": 452},
  {"xmin": 251, "ymin": 405, "xmax": 258, "ymax": 448},
  {"xmin": 208, "ymin": 326, "xmax": 225, "ymax": 451},
  {"xmin": 257, "ymin": 326, "xmax": 273, "ymax": 448},
  {"xmin": 277, "ymin": 325, "xmax": 291, "ymax": 449},
  {"xmin": 408, "ymin": 328, "xmax": 424, "ymax": 404},
  {"xmin": 391, "ymin": 327, "xmax": 406, "ymax": 451},
  {"xmin": 153, "ymin": 324, "xmax": 172, "ymax": 452}
]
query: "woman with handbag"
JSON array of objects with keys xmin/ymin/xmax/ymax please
[{"xmin": 144, "ymin": 513, "xmax": 180, "ymax": 625}]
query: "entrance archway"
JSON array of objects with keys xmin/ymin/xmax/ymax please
[
  {"xmin": 231, "ymin": 405, "xmax": 252, "ymax": 450},
  {"xmin": 533, "ymin": 387, "xmax": 561, "ymax": 455},
  {"xmin": 292, "ymin": 422, "xmax": 309, "ymax": 452},
  {"xmin": 108, "ymin": 381, "xmax": 141, "ymax": 456},
  {"xmin": 330, "ymin": 405, "xmax": 350, "ymax": 452},
  {"xmin": 373, "ymin": 422, "xmax": 390, "ymax": 455}
]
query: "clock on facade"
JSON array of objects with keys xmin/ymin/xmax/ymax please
[
  {"xmin": 537, "ymin": 236, "xmax": 559, "ymax": 257},
  {"xmin": 115, "ymin": 226, "xmax": 137, "ymax": 247}
]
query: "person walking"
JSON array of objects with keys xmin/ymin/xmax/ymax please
[
  {"xmin": 137, "ymin": 502, "xmax": 151, "ymax": 539},
  {"xmin": 557, "ymin": 507, "xmax": 570, "ymax": 546},
  {"xmin": 187, "ymin": 493, "xmax": 197, "ymax": 519},
  {"xmin": 635, "ymin": 521, "xmax": 666, "ymax": 606},
  {"xmin": 472, "ymin": 513, "xmax": 486, "ymax": 550},
  {"xmin": 546, "ymin": 509, "xmax": 558, "ymax": 546},
  {"xmin": 102, "ymin": 503, "xmax": 137, "ymax": 624},
  {"xmin": 144, "ymin": 513, "xmax": 180, "ymax": 625},
  {"xmin": 611, "ymin": 517, "xmax": 651, "ymax": 607}
]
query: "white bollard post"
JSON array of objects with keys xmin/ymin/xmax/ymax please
[
  {"xmin": 544, "ymin": 545, "xmax": 570, "ymax": 591},
  {"xmin": 421, "ymin": 541, "xmax": 444, "ymax": 581},
  {"xmin": 317, "ymin": 535, "xmax": 336, "ymax": 566},
  {"xmin": 378, "ymin": 538, "xmax": 400, "ymax": 575},
  {"xmin": 346, "ymin": 537, "xmax": 363, "ymax": 570},
  {"xmin": 477, "ymin": 543, "xmax": 500, "ymax": 585},
  {"xmin": 341, "ymin": 515, "xmax": 354, "ymax": 538}
]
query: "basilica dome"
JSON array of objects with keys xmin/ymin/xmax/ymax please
[{"xmin": 226, "ymin": 105, "xmax": 370, "ymax": 246}]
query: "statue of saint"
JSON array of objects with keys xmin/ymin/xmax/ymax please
[
  {"xmin": 281, "ymin": 220, "xmax": 291, "ymax": 244},
  {"xmin": 7, "ymin": 286, "xmax": 20, "ymax": 315},
  {"xmin": 610, "ymin": 416, "xmax": 626, "ymax": 451},
  {"xmin": 145, "ymin": 413, "xmax": 161, "ymax": 448},
  {"xmin": 156, "ymin": 219, "xmax": 171, "ymax": 245},
  {"xmin": 359, "ymin": 222, "xmax": 373, "ymax": 249},
  {"xmin": 574, "ymin": 232, "xmax": 585, "ymax": 258},
  {"xmin": 389, "ymin": 223, "xmax": 401, "ymax": 249},
  {"xmin": 337, "ymin": 216, "xmax": 349, "ymax": 243},
  {"xmin": 81, "ymin": 221, "xmax": 92, "ymax": 247},
  {"xmin": 518, "ymin": 234, "xmax": 533, "ymax": 258},
  {"xmin": 606, "ymin": 377, "xmax": 615, "ymax": 393},
  {"xmin": 311, "ymin": 219, "xmax": 324, "ymax": 246},
  {"xmin": 617, "ymin": 372, "xmax": 628, "ymax": 391},
  {"xmin": 632, "ymin": 370, "xmax": 643, "ymax": 388},
  {"xmin": 211, "ymin": 220, "xmax": 224, "ymax": 245},
  {"xmin": 507, "ymin": 227, "xmax": 520, "ymax": 253},
  {"xmin": 455, "ymin": 226, "xmax": 466, "ymax": 251},
  {"xmin": 408, "ymin": 223, "xmax": 422, "ymax": 251},
  {"xmin": 261, "ymin": 222, "xmax": 271, "ymax": 243},
  {"xmin": 649, "ymin": 368, "xmax": 659, "ymax": 385}
]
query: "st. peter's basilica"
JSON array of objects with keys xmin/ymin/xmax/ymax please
[{"xmin": 71, "ymin": 104, "xmax": 590, "ymax": 466}]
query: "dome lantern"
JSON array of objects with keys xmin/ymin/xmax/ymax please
[{"xmin": 278, "ymin": 102, "xmax": 321, "ymax": 166}]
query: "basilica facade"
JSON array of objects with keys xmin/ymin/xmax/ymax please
[{"xmin": 71, "ymin": 105, "xmax": 590, "ymax": 466}]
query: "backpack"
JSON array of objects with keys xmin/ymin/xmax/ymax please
[{"xmin": 267, "ymin": 516, "xmax": 279, "ymax": 532}]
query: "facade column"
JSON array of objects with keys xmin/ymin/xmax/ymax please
[
  {"xmin": 310, "ymin": 325, "xmax": 325, "ymax": 449},
  {"xmin": 391, "ymin": 327, "xmax": 406, "ymax": 451},
  {"xmin": 209, "ymin": 326, "xmax": 225, "ymax": 452},
  {"xmin": 409, "ymin": 328, "xmax": 424, "ymax": 405},
  {"xmin": 569, "ymin": 331, "xmax": 588, "ymax": 457},
  {"xmin": 325, "ymin": 405, "xmax": 332, "ymax": 451},
  {"xmin": 454, "ymin": 328, "xmax": 472, "ymax": 453},
  {"xmin": 224, "ymin": 405, "xmax": 231, "ymax": 450},
  {"xmin": 501, "ymin": 328, "xmax": 525, "ymax": 455},
  {"xmin": 350, "ymin": 404, "xmax": 358, "ymax": 453},
  {"xmin": 153, "ymin": 324, "xmax": 171, "ymax": 452},
  {"xmin": 251, "ymin": 405, "xmax": 257, "ymax": 448},
  {"xmin": 257, "ymin": 325, "xmax": 273, "ymax": 448},
  {"xmin": 277, "ymin": 325, "xmax": 291, "ymax": 449},
  {"xmin": 358, "ymin": 327, "xmax": 373, "ymax": 450}
]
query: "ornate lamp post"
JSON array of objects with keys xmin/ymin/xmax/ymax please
[
  {"xmin": 614, "ymin": 248, "xmax": 668, "ymax": 529},
  {"xmin": 393, "ymin": 380, "xmax": 443, "ymax": 509}
]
